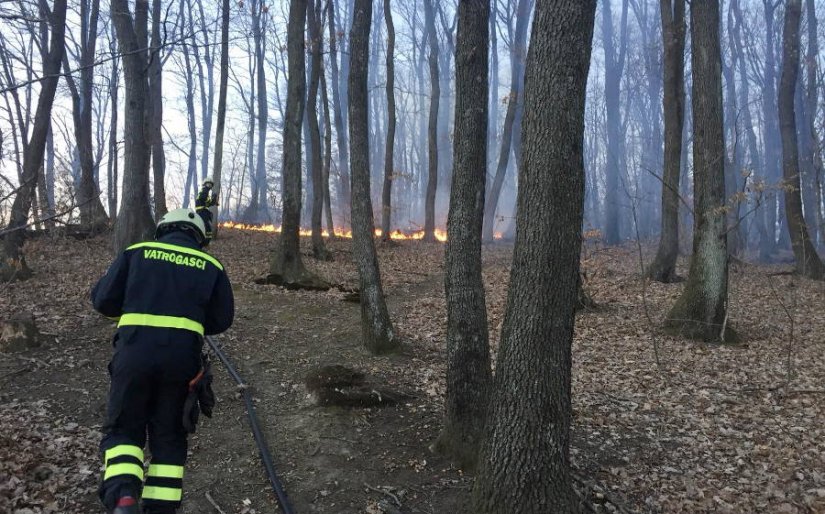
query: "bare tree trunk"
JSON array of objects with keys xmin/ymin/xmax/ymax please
[
  {"xmin": 422, "ymin": 0, "xmax": 439, "ymax": 242},
  {"xmin": 112, "ymin": 0, "xmax": 154, "ymax": 253},
  {"xmin": 472, "ymin": 1, "xmax": 596, "ymax": 510},
  {"xmin": 328, "ymin": 0, "xmax": 351, "ymax": 223},
  {"xmin": 601, "ymin": 0, "xmax": 629, "ymax": 245},
  {"xmin": 349, "ymin": 0, "xmax": 396, "ymax": 354},
  {"xmin": 648, "ymin": 0, "xmax": 686, "ymax": 283},
  {"xmin": 148, "ymin": 0, "xmax": 166, "ymax": 220},
  {"xmin": 107, "ymin": 24, "xmax": 120, "ymax": 218},
  {"xmin": 665, "ymin": 0, "xmax": 735, "ymax": 342},
  {"xmin": 242, "ymin": 0, "xmax": 268, "ymax": 222},
  {"xmin": 321, "ymin": 70, "xmax": 335, "ymax": 236},
  {"xmin": 434, "ymin": 0, "xmax": 491, "ymax": 471},
  {"xmin": 180, "ymin": 0, "xmax": 198, "ymax": 210},
  {"xmin": 254, "ymin": 2, "xmax": 268, "ymax": 219},
  {"xmin": 0, "ymin": 0, "xmax": 67, "ymax": 281},
  {"xmin": 778, "ymin": 0, "xmax": 825, "ymax": 279},
  {"xmin": 211, "ymin": 0, "xmax": 230, "ymax": 236},
  {"xmin": 761, "ymin": 0, "xmax": 781, "ymax": 259},
  {"xmin": 62, "ymin": 0, "xmax": 109, "ymax": 228},
  {"xmin": 307, "ymin": 0, "xmax": 329, "ymax": 259},
  {"xmin": 269, "ymin": 0, "xmax": 315, "ymax": 284},
  {"xmin": 379, "ymin": 0, "xmax": 396, "ymax": 241},
  {"xmin": 803, "ymin": 0, "xmax": 821, "ymax": 245},
  {"xmin": 482, "ymin": 0, "xmax": 530, "ymax": 242}
]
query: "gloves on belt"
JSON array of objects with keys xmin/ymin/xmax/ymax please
[{"xmin": 182, "ymin": 353, "xmax": 215, "ymax": 433}]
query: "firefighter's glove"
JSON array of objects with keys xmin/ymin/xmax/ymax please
[{"xmin": 182, "ymin": 354, "xmax": 215, "ymax": 433}]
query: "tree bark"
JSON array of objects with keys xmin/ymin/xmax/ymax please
[
  {"xmin": 210, "ymin": 0, "xmax": 230, "ymax": 237},
  {"xmin": 0, "ymin": 0, "xmax": 67, "ymax": 281},
  {"xmin": 665, "ymin": 0, "xmax": 735, "ymax": 342},
  {"xmin": 349, "ymin": 0, "xmax": 397, "ymax": 354},
  {"xmin": 379, "ymin": 0, "xmax": 396, "ymax": 241},
  {"xmin": 648, "ymin": 0, "xmax": 685, "ymax": 283},
  {"xmin": 803, "ymin": 0, "xmax": 821, "ymax": 246},
  {"xmin": 321, "ymin": 70, "xmax": 336, "ymax": 236},
  {"xmin": 269, "ymin": 0, "xmax": 313, "ymax": 283},
  {"xmin": 112, "ymin": 0, "xmax": 155, "ymax": 253},
  {"xmin": 328, "ymin": 0, "xmax": 351, "ymax": 223},
  {"xmin": 472, "ymin": 1, "xmax": 596, "ymax": 511},
  {"xmin": 67, "ymin": 0, "xmax": 109, "ymax": 228},
  {"xmin": 760, "ymin": 0, "xmax": 781, "ymax": 259},
  {"xmin": 422, "ymin": 0, "xmax": 439, "ymax": 242},
  {"xmin": 107, "ymin": 23, "xmax": 120, "ymax": 218},
  {"xmin": 481, "ymin": 0, "xmax": 530, "ymax": 242},
  {"xmin": 778, "ymin": 0, "xmax": 825, "ymax": 279},
  {"xmin": 148, "ymin": 0, "xmax": 166, "ymax": 220},
  {"xmin": 601, "ymin": 0, "xmax": 629, "ymax": 245},
  {"xmin": 434, "ymin": 0, "xmax": 492, "ymax": 471},
  {"xmin": 307, "ymin": 0, "xmax": 329, "ymax": 259}
]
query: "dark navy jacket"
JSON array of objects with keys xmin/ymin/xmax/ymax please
[{"xmin": 91, "ymin": 232, "xmax": 234, "ymax": 346}]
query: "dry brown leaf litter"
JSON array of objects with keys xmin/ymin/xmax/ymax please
[{"xmin": 2, "ymin": 230, "xmax": 825, "ymax": 513}]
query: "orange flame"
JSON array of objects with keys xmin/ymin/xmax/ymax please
[{"xmin": 220, "ymin": 222, "xmax": 458, "ymax": 242}]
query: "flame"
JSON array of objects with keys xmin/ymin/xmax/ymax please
[{"xmin": 220, "ymin": 222, "xmax": 455, "ymax": 241}]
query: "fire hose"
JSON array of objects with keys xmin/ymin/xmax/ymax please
[{"xmin": 204, "ymin": 335, "xmax": 295, "ymax": 514}]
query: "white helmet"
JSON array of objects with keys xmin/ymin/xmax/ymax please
[
  {"xmin": 155, "ymin": 208, "xmax": 207, "ymax": 245},
  {"xmin": 203, "ymin": 175, "xmax": 214, "ymax": 186}
]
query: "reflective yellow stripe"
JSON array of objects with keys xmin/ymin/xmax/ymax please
[
  {"xmin": 104, "ymin": 462, "xmax": 144, "ymax": 481},
  {"xmin": 104, "ymin": 445, "xmax": 144, "ymax": 465},
  {"xmin": 118, "ymin": 313, "xmax": 204, "ymax": 335},
  {"xmin": 148, "ymin": 464, "xmax": 184, "ymax": 479},
  {"xmin": 127, "ymin": 241, "xmax": 223, "ymax": 270},
  {"xmin": 195, "ymin": 206, "xmax": 207, "ymax": 211},
  {"xmin": 142, "ymin": 485, "xmax": 182, "ymax": 502}
]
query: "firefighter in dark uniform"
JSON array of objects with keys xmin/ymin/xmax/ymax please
[
  {"xmin": 195, "ymin": 176, "xmax": 217, "ymax": 244},
  {"xmin": 91, "ymin": 208, "xmax": 234, "ymax": 514}
]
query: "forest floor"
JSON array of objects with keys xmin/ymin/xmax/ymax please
[{"xmin": 1, "ymin": 228, "xmax": 825, "ymax": 514}]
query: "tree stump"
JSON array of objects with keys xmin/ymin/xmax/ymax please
[{"xmin": 0, "ymin": 313, "xmax": 41, "ymax": 352}]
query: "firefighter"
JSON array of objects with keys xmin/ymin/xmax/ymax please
[
  {"xmin": 91, "ymin": 208, "xmax": 234, "ymax": 514},
  {"xmin": 195, "ymin": 176, "xmax": 218, "ymax": 244}
]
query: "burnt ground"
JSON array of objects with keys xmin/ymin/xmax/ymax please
[{"xmin": 2, "ymin": 228, "xmax": 825, "ymax": 514}]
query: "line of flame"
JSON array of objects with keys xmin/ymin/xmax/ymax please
[{"xmin": 219, "ymin": 221, "xmax": 503, "ymax": 242}]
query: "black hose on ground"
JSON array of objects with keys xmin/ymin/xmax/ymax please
[{"xmin": 205, "ymin": 335, "xmax": 295, "ymax": 514}]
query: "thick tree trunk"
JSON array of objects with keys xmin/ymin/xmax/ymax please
[
  {"xmin": 380, "ymin": 0, "xmax": 396, "ymax": 241},
  {"xmin": 434, "ymin": 0, "xmax": 492, "ymax": 471},
  {"xmin": 210, "ymin": 0, "xmax": 230, "ymax": 237},
  {"xmin": 778, "ymin": 0, "xmax": 825, "ymax": 279},
  {"xmin": 148, "ymin": 0, "xmax": 166, "ymax": 220},
  {"xmin": 648, "ymin": 0, "xmax": 686, "ymax": 283},
  {"xmin": 665, "ymin": 0, "xmax": 735, "ymax": 342},
  {"xmin": 422, "ymin": 0, "xmax": 439, "ymax": 242},
  {"xmin": 472, "ymin": 1, "xmax": 596, "ymax": 511},
  {"xmin": 349, "ymin": 0, "xmax": 397, "ymax": 354},
  {"xmin": 0, "ymin": 0, "xmax": 67, "ymax": 281},
  {"xmin": 269, "ymin": 0, "xmax": 314, "ymax": 284},
  {"xmin": 307, "ymin": 0, "xmax": 329, "ymax": 260},
  {"xmin": 112, "ymin": 0, "xmax": 155, "ymax": 253},
  {"xmin": 328, "ymin": 0, "xmax": 351, "ymax": 223},
  {"xmin": 481, "ymin": 0, "xmax": 530, "ymax": 242}
]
